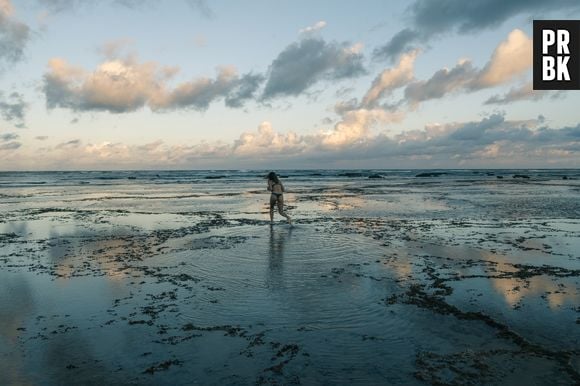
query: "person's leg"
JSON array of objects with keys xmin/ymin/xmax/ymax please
[
  {"xmin": 269, "ymin": 194, "xmax": 277, "ymax": 223},
  {"xmin": 277, "ymin": 196, "xmax": 292, "ymax": 224}
]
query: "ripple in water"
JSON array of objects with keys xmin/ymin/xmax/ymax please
[{"xmin": 171, "ymin": 225, "xmax": 407, "ymax": 334}]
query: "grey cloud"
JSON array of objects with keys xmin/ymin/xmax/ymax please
[
  {"xmin": 334, "ymin": 98, "xmax": 359, "ymax": 115},
  {"xmin": 373, "ymin": 28, "xmax": 419, "ymax": 62},
  {"xmin": 404, "ymin": 60, "xmax": 477, "ymax": 104},
  {"xmin": 0, "ymin": 8, "xmax": 30, "ymax": 65},
  {"xmin": 428, "ymin": 115, "xmax": 580, "ymax": 153},
  {"xmin": 0, "ymin": 141, "xmax": 20, "ymax": 150},
  {"xmin": 322, "ymin": 114, "xmax": 580, "ymax": 165},
  {"xmin": 449, "ymin": 114, "xmax": 505, "ymax": 141},
  {"xmin": 185, "ymin": 0, "xmax": 214, "ymax": 18},
  {"xmin": 484, "ymin": 83, "xmax": 551, "ymax": 105},
  {"xmin": 409, "ymin": 0, "xmax": 577, "ymax": 34},
  {"xmin": 335, "ymin": 87, "xmax": 355, "ymax": 97},
  {"xmin": 154, "ymin": 67, "xmax": 239, "ymax": 111},
  {"xmin": 0, "ymin": 131, "xmax": 21, "ymax": 151},
  {"xmin": 225, "ymin": 73, "xmax": 265, "ymax": 108},
  {"xmin": 377, "ymin": 0, "xmax": 579, "ymax": 61},
  {"xmin": 35, "ymin": 136, "xmax": 49, "ymax": 140},
  {"xmin": 262, "ymin": 38, "xmax": 366, "ymax": 99},
  {"xmin": 0, "ymin": 92, "xmax": 27, "ymax": 128},
  {"xmin": 0, "ymin": 132, "xmax": 19, "ymax": 141},
  {"xmin": 55, "ymin": 139, "xmax": 81, "ymax": 149},
  {"xmin": 43, "ymin": 70, "xmax": 79, "ymax": 111},
  {"xmin": 533, "ymin": 124, "xmax": 580, "ymax": 142}
]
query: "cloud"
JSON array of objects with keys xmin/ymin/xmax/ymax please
[
  {"xmin": 55, "ymin": 139, "xmax": 81, "ymax": 149},
  {"xmin": 448, "ymin": 113, "xmax": 505, "ymax": 141},
  {"xmin": 332, "ymin": 113, "xmax": 580, "ymax": 167},
  {"xmin": 44, "ymin": 57, "xmax": 163, "ymax": 113},
  {"xmin": 299, "ymin": 21, "xmax": 327, "ymax": 35},
  {"xmin": 403, "ymin": 30, "xmax": 532, "ymax": 105},
  {"xmin": 185, "ymin": 0, "xmax": 214, "ymax": 18},
  {"xmin": 484, "ymin": 82, "xmax": 554, "ymax": 105},
  {"xmin": 0, "ymin": 91, "xmax": 27, "ymax": 128},
  {"xmin": 362, "ymin": 50, "xmax": 418, "ymax": 107},
  {"xmin": 0, "ymin": 0, "xmax": 12, "ymax": 15},
  {"xmin": 225, "ymin": 73, "xmax": 265, "ymax": 108},
  {"xmin": 0, "ymin": 131, "xmax": 18, "ymax": 141},
  {"xmin": 3, "ymin": 114, "xmax": 580, "ymax": 168},
  {"xmin": 35, "ymin": 136, "xmax": 49, "ymax": 140},
  {"xmin": 322, "ymin": 52, "xmax": 414, "ymax": 149},
  {"xmin": 319, "ymin": 108, "xmax": 404, "ymax": 147},
  {"xmin": 473, "ymin": 29, "xmax": 532, "ymax": 88},
  {"xmin": 152, "ymin": 66, "xmax": 239, "ymax": 111},
  {"xmin": 233, "ymin": 121, "xmax": 305, "ymax": 156},
  {"xmin": 43, "ymin": 56, "xmax": 262, "ymax": 113},
  {"xmin": 373, "ymin": 28, "xmax": 419, "ymax": 61},
  {"xmin": 404, "ymin": 59, "xmax": 478, "ymax": 104},
  {"xmin": 0, "ymin": 0, "xmax": 31, "ymax": 65},
  {"xmin": 262, "ymin": 38, "xmax": 366, "ymax": 99},
  {"xmin": 0, "ymin": 141, "xmax": 20, "ymax": 150},
  {"xmin": 375, "ymin": 0, "xmax": 580, "ymax": 61},
  {"xmin": 97, "ymin": 38, "xmax": 135, "ymax": 59},
  {"xmin": 0, "ymin": 130, "xmax": 20, "ymax": 151}
]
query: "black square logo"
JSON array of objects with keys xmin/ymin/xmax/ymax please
[{"xmin": 533, "ymin": 20, "xmax": 580, "ymax": 90}]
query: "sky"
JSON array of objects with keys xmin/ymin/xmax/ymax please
[{"xmin": 0, "ymin": 0, "xmax": 580, "ymax": 170}]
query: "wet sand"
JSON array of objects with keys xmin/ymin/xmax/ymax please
[{"xmin": 0, "ymin": 170, "xmax": 579, "ymax": 385}]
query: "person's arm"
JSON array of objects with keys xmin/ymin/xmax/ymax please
[
  {"xmin": 281, "ymin": 182, "xmax": 285, "ymax": 192},
  {"xmin": 267, "ymin": 180, "xmax": 272, "ymax": 191}
]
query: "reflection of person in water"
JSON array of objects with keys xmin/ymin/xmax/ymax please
[
  {"xmin": 266, "ymin": 171, "xmax": 292, "ymax": 225},
  {"xmin": 267, "ymin": 226, "xmax": 292, "ymax": 288}
]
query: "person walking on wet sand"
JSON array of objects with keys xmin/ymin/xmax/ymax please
[{"xmin": 267, "ymin": 171, "xmax": 292, "ymax": 225}]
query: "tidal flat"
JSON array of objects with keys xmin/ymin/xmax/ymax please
[{"xmin": 0, "ymin": 170, "xmax": 579, "ymax": 385}]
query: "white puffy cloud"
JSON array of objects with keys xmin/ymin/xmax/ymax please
[
  {"xmin": 320, "ymin": 108, "xmax": 404, "ymax": 147},
  {"xmin": 362, "ymin": 50, "xmax": 417, "ymax": 107},
  {"xmin": 233, "ymin": 121, "xmax": 305, "ymax": 156},
  {"xmin": 43, "ymin": 57, "xmax": 261, "ymax": 113},
  {"xmin": 44, "ymin": 58, "xmax": 164, "ymax": 113},
  {"xmin": 474, "ymin": 29, "xmax": 532, "ymax": 88}
]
